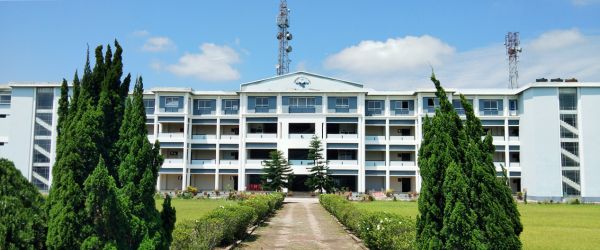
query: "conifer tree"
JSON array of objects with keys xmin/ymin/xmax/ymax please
[
  {"xmin": 57, "ymin": 78, "xmax": 69, "ymax": 136},
  {"xmin": 0, "ymin": 158, "xmax": 47, "ymax": 249},
  {"xmin": 305, "ymin": 135, "xmax": 333, "ymax": 193},
  {"xmin": 81, "ymin": 157, "xmax": 127, "ymax": 249},
  {"xmin": 161, "ymin": 195, "xmax": 176, "ymax": 248},
  {"xmin": 71, "ymin": 70, "xmax": 80, "ymax": 113},
  {"xmin": 261, "ymin": 150, "xmax": 293, "ymax": 192}
]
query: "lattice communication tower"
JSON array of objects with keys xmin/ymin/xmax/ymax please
[
  {"xmin": 505, "ymin": 32, "xmax": 522, "ymax": 89},
  {"xmin": 276, "ymin": 0, "xmax": 292, "ymax": 75}
]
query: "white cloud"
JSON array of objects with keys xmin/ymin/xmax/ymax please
[
  {"xmin": 142, "ymin": 36, "xmax": 176, "ymax": 52},
  {"xmin": 323, "ymin": 30, "xmax": 600, "ymax": 90},
  {"xmin": 165, "ymin": 43, "xmax": 241, "ymax": 81},
  {"xmin": 324, "ymin": 36, "xmax": 455, "ymax": 76},
  {"xmin": 132, "ymin": 30, "xmax": 150, "ymax": 37}
]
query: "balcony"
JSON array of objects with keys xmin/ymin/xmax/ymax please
[
  {"xmin": 159, "ymin": 132, "xmax": 185, "ymax": 139},
  {"xmin": 247, "ymin": 133, "xmax": 277, "ymax": 139},
  {"xmin": 190, "ymin": 159, "xmax": 216, "ymax": 166},
  {"xmin": 480, "ymin": 110, "xmax": 501, "ymax": 116},
  {"xmin": 289, "ymin": 106, "xmax": 316, "ymax": 113},
  {"xmin": 220, "ymin": 134, "xmax": 239, "ymax": 140},
  {"xmin": 366, "ymin": 108, "xmax": 384, "ymax": 116},
  {"xmin": 329, "ymin": 160, "xmax": 358, "ymax": 166},
  {"xmin": 493, "ymin": 136, "xmax": 505, "ymax": 142},
  {"xmin": 246, "ymin": 159, "xmax": 265, "ymax": 165},
  {"xmin": 391, "ymin": 109, "xmax": 414, "ymax": 116},
  {"xmin": 389, "ymin": 161, "xmax": 415, "ymax": 167},
  {"xmin": 389, "ymin": 136, "xmax": 415, "ymax": 141},
  {"xmin": 289, "ymin": 134, "xmax": 313, "ymax": 139},
  {"xmin": 219, "ymin": 160, "xmax": 239, "ymax": 166},
  {"xmin": 493, "ymin": 162, "xmax": 505, "ymax": 168},
  {"xmin": 509, "ymin": 162, "xmax": 521, "ymax": 168},
  {"xmin": 365, "ymin": 136, "xmax": 386, "ymax": 142},
  {"xmin": 509, "ymin": 136, "xmax": 519, "ymax": 141},
  {"xmin": 327, "ymin": 134, "xmax": 358, "ymax": 139},
  {"xmin": 163, "ymin": 158, "xmax": 183, "ymax": 165},
  {"xmin": 365, "ymin": 161, "xmax": 385, "ymax": 167},
  {"xmin": 191, "ymin": 134, "xmax": 217, "ymax": 140},
  {"xmin": 289, "ymin": 160, "xmax": 312, "ymax": 166}
]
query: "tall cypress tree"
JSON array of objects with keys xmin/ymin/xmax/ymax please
[
  {"xmin": 117, "ymin": 76, "xmax": 172, "ymax": 248},
  {"xmin": 305, "ymin": 135, "xmax": 333, "ymax": 193},
  {"xmin": 261, "ymin": 150, "xmax": 293, "ymax": 192},
  {"xmin": 57, "ymin": 78, "xmax": 69, "ymax": 137}
]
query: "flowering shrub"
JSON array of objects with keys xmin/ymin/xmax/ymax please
[
  {"xmin": 320, "ymin": 194, "xmax": 415, "ymax": 250},
  {"xmin": 172, "ymin": 192, "xmax": 285, "ymax": 249}
]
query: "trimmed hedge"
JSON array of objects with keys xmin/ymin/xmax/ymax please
[
  {"xmin": 172, "ymin": 192, "xmax": 285, "ymax": 250},
  {"xmin": 320, "ymin": 194, "xmax": 415, "ymax": 250}
]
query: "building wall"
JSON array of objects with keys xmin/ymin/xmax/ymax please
[
  {"xmin": 3, "ymin": 88, "xmax": 36, "ymax": 178},
  {"xmin": 580, "ymin": 88, "xmax": 600, "ymax": 201},
  {"xmin": 520, "ymin": 87, "xmax": 563, "ymax": 200}
]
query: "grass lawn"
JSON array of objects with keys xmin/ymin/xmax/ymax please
[
  {"xmin": 354, "ymin": 201, "xmax": 600, "ymax": 250},
  {"xmin": 155, "ymin": 198, "xmax": 235, "ymax": 224}
]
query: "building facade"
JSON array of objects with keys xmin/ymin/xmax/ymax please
[{"xmin": 1, "ymin": 72, "xmax": 599, "ymax": 201}]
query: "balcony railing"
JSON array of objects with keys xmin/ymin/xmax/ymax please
[
  {"xmin": 190, "ymin": 159, "xmax": 216, "ymax": 165},
  {"xmin": 509, "ymin": 162, "xmax": 520, "ymax": 168},
  {"xmin": 493, "ymin": 136, "xmax": 505, "ymax": 142},
  {"xmin": 509, "ymin": 136, "xmax": 519, "ymax": 141},
  {"xmin": 159, "ymin": 132, "xmax": 185, "ymax": 139},
  {"xmin": 222, "ymin": 109, "xmax": 239, "ymax": 115},
  {"xmin": 493, "ymin": 162, "xmax": 505, "ymax": 168},
  {"xmin": 220, "ymin": 134, "xmax": 239, "ymax": 140},
  {"xmin": 163, "ymin": 158, "xmax": 183, "ymax": 165},
  {"xmin": 191, "ymin": 134, "xmax": 217, "ymax": 140},
  {"xmin": 246, "ymin": 159, "xmax": 266, "ymax": 165},
  {"xmin": 389, "ymin": 161, "xmax": 415, "ymax": 167},
  {"xmin": 366, "ymin": 109, "xmax": 383, "ymax": 116},
  {"xmin": 392, "ymin": 109, "xmax": 414, "ymax": 116},
  {"xmin": 219, "ymin": 160, "xmax": 239, "ymax": 166},
  {"xmin": 329, "ymin": 160, "xmax": 358, "ymax": 166},
  {"xmin": 389, "ymin": 135, "xmax": 415, "ymax": 141},
  {"xmin": 289, "ymin": 160, "xmax": 312, "ymax": 166},
  {"xmin": 365, "ymin": 161, "xmax": 385, "ymax": 167},
  {"xmin": 327, "ymin": 134, "xmax": 358, "ymax": 139},
  {"xmin": 365, "ymin": 136, "xmax": 386, "ymax": 142},
  {"xmin": 289, "ymin": 106, "xmax": 316, "ymax": 113},
  {"xmin": 289, "ymin": 134, "xmax": 313, "ymax": 139},
  {"xmin": 480, "ymin": 110, "xmax": 501, "ymax": 116},
  {"xmin": 247, "ymin": 133, "xmax": 277, "ymax": 139}
]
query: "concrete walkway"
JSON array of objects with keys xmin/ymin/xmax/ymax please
[{"xmin": 237, "ymin": 197, "xmax": 364, "ymax": 250}]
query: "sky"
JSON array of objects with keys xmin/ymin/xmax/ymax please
[{"xmin": 1, "ymin": 0, "xmax": 600, "ymax": 91}]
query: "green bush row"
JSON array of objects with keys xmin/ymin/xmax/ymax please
[
  {"xmin": 171, "ymin": 192, "xmax": 285, "ymax": 250},
  {"xmin": 319, "ymin": 194, "xmax": 416, "ymax": 250}
]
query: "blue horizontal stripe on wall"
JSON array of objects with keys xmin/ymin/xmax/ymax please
[
  {"xmin": 389, "ymin": 145, "xmax": 415, "ymax": 150},
  {"xmin": 220, "ymin": 169, "xmax": 238, "ymax": 174},
  {"xmin": 246, "ymin": 169, "xmax": 265, "ymax": 174},
  {"xmin": 389, "ymin": 120, "xmax": 416, "ymax": 125},
  {"xmin": 245, "ymin": 143, "xmax": 277, "ymax": 149},
  {"xmin": 481, "ymin": 120, "xmax": 504, "ymax": 126},
  {"xmin": 220, "ymin": 119, "xmax": 239, "ymax": 124},
  {"xmin": 508, "ymin": 120, "xmax": 519, "ymax": 125},
  {"xmin": 329, "ymin": 170, "xmax": 358, "ymax": 175},
  {"xmin": 510, "ymin": 171, "xmax": 521, "ymax": 177},
  {"xmin": 327, "ymin": 143, "xmax": 358, "ymax": 149},
  {"xmin": 191, "ymin": 119, "xmax": 217, "ymax": 124},
  {"xmin": 389, "ymin": 170, "xmax": 416, "ymax": 176},
  {"xmin": 495, "ymin": 145, "xmax": 505, "ymax": 151},
  {"xmin": 145, "ymin": 118, "xmax": 154, "ymax": 124},
  {"xmin": 246, "ymin": 117, "xmax": 278, "ymax": 123},
  {"xmin": 509, "ymin": 145, "xmax": 520, "ymax": 151},
  {"xmin": 366, "ymin": 145, "xmax": 386, "ymax": 151},
  {"xmin": 191, "ymin": 144, "xmax": 216, "ymax": 149},
  {"xmin": 159, "ymin": 168, "xmax": 183, "ymax": 173},
  {"xmin": 157, "ymin": 116, "xmax": 184, "ymax": 122},
  {"xmin": 365, "ymin": 119, "xmax": 385, "ymax": 125},
  {"xmin": 496, "ymin": 172, "xmax": 504, "ymax": 177},
  {"xmin": 220, "ymin": 144, "xmax": 238, "ymax": 149},
  {"xmin": 190, "ymin": 169, "xmax": 215, "ymax": 174},
  {"xmin": 326, "ymin": 117, "xmax": 358, "ymax": 123},
  {"xmin": 160, "ymin": 142, "xmax": 184, "ymax": 148},
  {"xmin": 365, "ymin": 170, "xmax": 386, "ymax": 176}
]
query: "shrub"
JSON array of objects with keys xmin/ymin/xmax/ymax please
[
  {"xmin": 320, "ymin": 194, "xmax": 415, "ymax": 250},
  {"xmin": 172, "ymin": 192, "xmax": 286, "ymax": 249},
  {"xmin": 569, "ymin": 198, "xmax": 581, "ymax": 205}
]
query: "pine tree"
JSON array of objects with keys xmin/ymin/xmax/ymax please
[
  {"xmin": 57, "ymin": 78, "xmax": 69, "ymax": 137},
  {"xmin": 305, "ymin": 135, "xmax": 333, "ymax": 193},
  {"xmin": 0, "ymin": 158, "xmax": 47, "ymax": 249},
  {"xmin": 261, "ymin": 150, "xmax": 293, "ymax": 192},
  {"xmin": 81, "ymin": 157, "xmax": 127, "ymax": 249}
]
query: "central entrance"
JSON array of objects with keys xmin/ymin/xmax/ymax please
[{"xmin": 290, "ymin": 175, "xmax": 310, "ymax": 191}]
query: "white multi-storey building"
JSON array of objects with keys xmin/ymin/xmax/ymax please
[{"xmin": 1, "ymin": 72, "xmax": 599, "ymax": 202}]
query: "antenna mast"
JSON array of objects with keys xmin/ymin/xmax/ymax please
[
  {"xmin": 276, "ymin": 0, "xmax": 292, "ymax": 75},
  {"xmin": 505, "ymin": 32, "xmax": 522, "ymax": 89}
]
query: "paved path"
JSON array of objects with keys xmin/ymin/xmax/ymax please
[{"xmin": 237, "ymin": 197, "xmax": 364, "ymax": 250}]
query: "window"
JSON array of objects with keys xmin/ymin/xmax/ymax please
[
  {"xmin": 144, "ymin": 99, "xmax": 155, "ymax": 114},
  {"xmin": 36, "ymin": 113, "xmax": 52, "ymax": 124},
  {"xmin": 224, "ymin": 100, "xmax": 239, "ymax": 110},
  {"xmin": 35, "ymin": 139, "xmax": 51, "ymax": 152},
  {"xmin": 427, "ymin": 98, "xmax": 435, "ymax": 107},
  {"xmin": 0, "ymin": 92, "xmax": 10, "ymax": 105},
  {"xmin": 336, "ymin": 97, "xmax": 349, "ymax": 108},
  {"xmin": 339, "ymin": 150, "xmax": 355, "ymax": 160},
  {"xmin": 169, "ymin": 151, "xmax": 179, "ymax": 156},
  {"xmin": 165, "ymin": 97, "xmax": 179, "ymax": 107},
  {"xmin": 290, "ymin": 97, "xmax": 315, "ymax": 107},
  {"xmin": 509, "ymin": 99, "xmax": 518, "ymax": 111},
  {"xmin": 33, "ymin": 149, "xmax": 49, "ymax": 163},
  {"xmin": 483, "ymin": 100, "xmax": 499, "ymax": 110},
  {"xmin": 36, "ymin": 88, "xmax": 54, "ymax": 110},
  {"xmin": 560, "ymin": 114, "xmax": 577, "ymax": 128},
  {"xmin": 561, "ymin": 142, "xmax": 579, "ymax": 156},
  {"xmin": 196, "ymin": 100, "xmax": 212, "ymax": 109},
  {"xmin": 559, "ymin": 88, "xmax": 577, "ymax": 111},
  {"xmin": 34, "ymin": 123, "xmax": 51, "ymax": 136},
  {"xmin": 256, "ymin": 97, "xmax": 269, "ymax": 108},
  {"xmin": 394, "ymin": 101, "xmax": 410, "ymax": 110},
  {"xmin": 398, "ymin": 153, "xmax": 411, "ymax": 161},
  {"xmin": 0, "ymin": 114, "xmax": 6, "ymax": 118}
]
